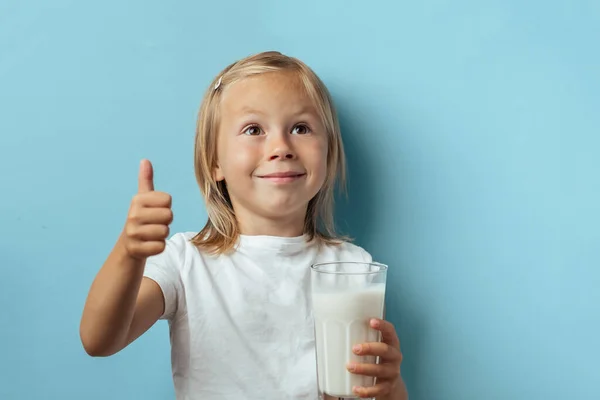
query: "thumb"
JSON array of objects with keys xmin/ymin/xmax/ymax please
[{"xmin": 138, "ymin": 159, "xmax": 154, "ymax": 193}]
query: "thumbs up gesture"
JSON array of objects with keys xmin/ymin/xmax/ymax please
[{"xmin": 122, "ymin": 159, "xmax": 173, "ymax": 260}]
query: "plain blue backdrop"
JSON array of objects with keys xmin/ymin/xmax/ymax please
[{"xmin": 1, "ymin": 1, "xmax": 598, "ymax": 399}]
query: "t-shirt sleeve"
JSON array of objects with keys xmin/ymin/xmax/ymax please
[
  {"xmin": 358, "ymin": 246, "xmax": 374, "ymax": 263},
  {"xmin": 143, "ymin": 233, "xmax": 185, "ymax": 320}
]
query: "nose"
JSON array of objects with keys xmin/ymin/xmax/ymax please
[{"xmin": 267, "ymin": 132, "xmax": 296, "ymax": 161}]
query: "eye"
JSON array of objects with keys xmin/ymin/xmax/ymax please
[
  {"xmin": 291, "ymin": 124, "xmax": 311, "ymax": 135},
  {"xmin": 242, "ymin": 125, "xmax": 262, "ymax": 136}
]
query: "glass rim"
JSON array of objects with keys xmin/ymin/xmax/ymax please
[{"xmin": 310, "ymin": 261, "xmax": 388, "ymax": 275}]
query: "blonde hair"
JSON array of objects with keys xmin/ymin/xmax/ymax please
[{"xmin": 192, "ymin": 51, "xmax": 348, "ymax": 254}]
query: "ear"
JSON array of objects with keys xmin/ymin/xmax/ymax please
[{"xmin": 213, "ymin": 164, "xmax": 225, "ymax": 182}]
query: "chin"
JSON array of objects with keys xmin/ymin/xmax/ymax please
[{"xmin": 260, "ymin": 201, "xmax": 308, "ymax": 220}]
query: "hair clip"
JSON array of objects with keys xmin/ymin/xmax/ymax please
[{"xmin": 214, "ymin": 76, "xmax": 222, "ymax": 91}]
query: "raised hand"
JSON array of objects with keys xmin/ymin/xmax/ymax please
[{"xmin": 121, "ymin": 159, "xmax": 173, "ymax": 260}]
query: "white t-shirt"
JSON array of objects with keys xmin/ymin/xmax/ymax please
[{"xmin": 143, "ymin": 232, "xmax": 372, "ymax": 400}]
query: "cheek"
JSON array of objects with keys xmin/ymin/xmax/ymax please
[
  {"xmin": 220, "ymin": 140, "xmax": 259, "ymax": 177},
  {"xmin": 309, "ymin": 140, "xmax": 328, "ymax": 175}
]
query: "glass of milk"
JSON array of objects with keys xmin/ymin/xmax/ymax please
[{"xmin": 311, "ymin": 261, "xmax": 388, "ymax": 399}]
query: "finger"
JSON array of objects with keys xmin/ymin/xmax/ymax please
[
  {"xmin": 347, "ymin": 361, "xmax": 399, "ymax": 379},
  {"xmin": 138, "ymin": 159, "xmax": 154, "ymax": 193},
  {"xmin": 370, "ymin": 318, "xmax": 400, "ymax": 349},
  {"xmin": 128, "ymin": 240, "xmax": 166, "ymax": 257},
  {"xmin": 353, "ymin": 342, "xmax": 402, "ymax": 362},
  {"xmin": 130, "ymin": 206, "xmax": 173, "ymax": 226},
  {"xmin": 133, "ymin": 192, "xmax": 172, "ymax": 208},
  {"xmin": 129, "ymin": 224, "xmax": 170, "ymax": 241},
  {"xmin": 353, "ymin": 380, "xmax": 394, "ymax": 398}
]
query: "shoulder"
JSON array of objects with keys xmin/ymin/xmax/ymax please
[
  {"xmin": 161, "ymin": 231, "xmax": 209, "ymax": 253},
  {"xmin": 146, "ymin": 231, "xmax": 203, "ymax": 267},
  {"xmin": 165, "ymin": 231, "xmax": 198, "ymax": 249},
  {"xmin": 316, "ymin": 239, "xmax": 373, "ymax": 263}
]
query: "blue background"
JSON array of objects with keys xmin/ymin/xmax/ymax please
[{"xmin": 1, "ymin": 1, "xmax": 598, "ymax": 399}]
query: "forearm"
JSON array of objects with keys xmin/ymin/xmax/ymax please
[{"xmin": 80, "ymin": 236, "xmax": 145, "ymax": 356}]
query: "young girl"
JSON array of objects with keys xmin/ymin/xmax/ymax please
[{"xmin": 80, "ymin": 51, "xmax": 408, "ymax": 400}]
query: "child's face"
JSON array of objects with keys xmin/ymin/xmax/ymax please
[{"xmin": 214, "ymin": 71, "xmax": 328, "ymax": 234}]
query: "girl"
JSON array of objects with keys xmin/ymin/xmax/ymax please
[{"xmin": 80, "ymin": 51, "xmax": 408, "ymax": 400}]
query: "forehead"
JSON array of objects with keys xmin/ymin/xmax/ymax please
[{"xmin": 219, "ymin": 71, "xmax": 318, "ymax": 115}]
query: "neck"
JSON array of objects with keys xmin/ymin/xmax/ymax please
[{"xmin": 235, "ymin": 208, "xmax": 307, "ymax": 237}]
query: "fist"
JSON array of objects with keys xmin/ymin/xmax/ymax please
[{"xmin": 122, "ymin": 159, "xmax": 173, "ymax": 259}]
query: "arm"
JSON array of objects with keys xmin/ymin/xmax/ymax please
[
  {"xmin": 79, "ymin": 159, "xmax": 172, "ymax": 356},
  {"xmin": 79, "ymin": 237, "xmax": 165, "ymax": 356}
]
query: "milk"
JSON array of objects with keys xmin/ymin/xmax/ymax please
[{"xmin": 312, "ymin": 284, "xmax": 386, "ymax": 398}]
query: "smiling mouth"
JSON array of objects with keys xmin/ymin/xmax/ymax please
[{"xmin": 257, "ymin": 172, "xmax": 306, "ymax": 183}]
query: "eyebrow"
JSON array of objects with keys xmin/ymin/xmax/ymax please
[{"xmin": 238, "ymin": 107, "xmax": 266, "ymax": 116}]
